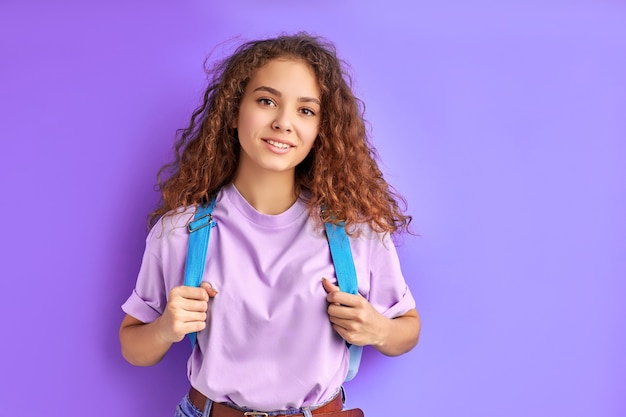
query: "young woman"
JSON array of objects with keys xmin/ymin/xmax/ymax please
[{"xmin": 119, "ymin": 33, "xmax": 420, "ymax": 417}]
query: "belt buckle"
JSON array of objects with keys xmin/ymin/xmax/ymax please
[{"xmin": 243, "ymin": 413, "xmax": 269, "ymax": 417}]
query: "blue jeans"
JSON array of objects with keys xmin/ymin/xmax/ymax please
[{"xmin": 175, "ymin": 394, "xmax": 212, "ymax": 417}]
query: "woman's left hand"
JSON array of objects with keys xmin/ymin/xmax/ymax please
[
  {"xmin": 322, "ymin": 278, "xmax": 420, "ymax": 356},
  {"xmin": 322, "ymin": 277, "xmax": 386, "ymax": 347}
]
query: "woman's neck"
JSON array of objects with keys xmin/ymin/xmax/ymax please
[{"xmin": 232, "ymin": 169, "xmax": 298, "ymax": 215}]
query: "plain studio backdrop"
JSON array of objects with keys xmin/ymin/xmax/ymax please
[{"xmin": 0, "ymin": 1, "xmax": 624, "ymax": 416}]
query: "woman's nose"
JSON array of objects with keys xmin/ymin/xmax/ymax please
[{"xmin": 272, "ymin": 110, "xmax": 293, "ymax": 132}]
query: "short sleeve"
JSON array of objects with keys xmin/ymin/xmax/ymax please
[
  {"xmin": 365, "ymin": 233, "xmax": 416, "ymax": 319},
  {"xmin": 121, "ymin": 212, "xmax": 192, "ymax": 323},
  {"xmin": 121, "ymin": 246, "xmax": 166, "ymax": 323}
]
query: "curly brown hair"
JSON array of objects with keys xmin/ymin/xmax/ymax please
[{"xmin": 150, "ymin": 33, "xmax": 411, "ymax": 236}]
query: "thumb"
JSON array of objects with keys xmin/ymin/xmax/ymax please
[
  {"xmin": 200, "ymin": 282, "xmax": 218, "ymax": 297},
  {"xmin": 321, "ymin": 277, "xmax": 340, "ymax": 294}
]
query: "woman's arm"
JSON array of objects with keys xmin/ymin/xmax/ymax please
[
  {"xmin": 322, "ymin": 278, "xmax": 420, "ymax": 356},
  {"xmin": 119, "ymin": 283, "xmax": 217, "ymax": 366}
]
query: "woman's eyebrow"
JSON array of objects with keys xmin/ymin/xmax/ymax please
[
  {"xmin": 253, "ymin": 86, "xmax": 281, "ymax": 96},
  {"xmin": 253, "ymin": 86, "xmax": 320, "ymax": 106},
  {"xmin": 299, "ymin": 97, "xmax": 321, "ymax": 106}
]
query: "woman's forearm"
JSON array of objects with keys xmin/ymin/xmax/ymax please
[
  {"xmin": 119, "ymin": 315, "xmax": 173, "ymax": 366},
  {"xmin": 371, "ymin": 309, "xmax": 421, "ymax": 357}
]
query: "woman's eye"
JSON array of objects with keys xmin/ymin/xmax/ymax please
[
  {"xmin": 301, "ymin": 108, "xmax": 316, "ymax": 116},
  {"xmin": 257, "ymin": 98, "xmax": 275, "ymax": 106}
]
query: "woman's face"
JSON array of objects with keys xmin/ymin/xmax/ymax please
[{"xmin": 233, "ymin": 58, "xmax": 321, "ymax": 179}]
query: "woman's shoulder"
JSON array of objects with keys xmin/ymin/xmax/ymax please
[
  {"xmin": 344, "ymin": 222, "xmax": 402, "ymax": 259},
  {"xmin": 346, "ymin": 221, "xmax": 387, "ymax": 241},
  {"xmin": 148, "ymin": 205, "xmax": 196, "ymax": 239}
]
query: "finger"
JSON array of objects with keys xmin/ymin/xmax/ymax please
[
  {"xmin": 330, "ymin": 323, "xmax": 353, "ymax": 344},
  {"xmin": 200, "ymin": 282, "xmax": 219, "ymax": 297},
  {"xmin": 170, "ymin": 297, "xmax": 209, "ymax": 313},
  {"xmin": 189, "ymin": 320, "xmax": 207, "ymax": 333},
  {"xmin": 327, "ymin": 304, "xmax": 357, "ymax": 320},
  {"xmin": 321, "ymin": 277, "xmax": 340, "ymax": 294},
  {"xmin": 326, "ymin": 290, "xmax": 359, "ymax": 307},
  {"xmin": 328, "ymin": 314, "xmax": 352, "ymax": 328},
  {"xmin": 184, "ymin": 299, "xmax": 210, "ymax": 313},
  {"xmin": 178, "ymin": 321, "xmax": 206, "ymax": 337},
  {"xmin": 172, "ymin": 286, "xmax": 210, "ymax": 302},
  {"xmin": 169, "ymin": 310, "xmax": 207, "ymax": 324},
  {"xmin": 182, "ymin": 311, "xmax": 208, "ymax": 324},
  {"xmin": 174, "ymin": 319, "xmax": 207, "ymax": 338}
]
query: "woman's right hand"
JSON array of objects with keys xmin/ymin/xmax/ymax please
[
  {"xmin": 158, "ymin": 282, "xmax": 218, "ymax": 343},
  {"xmin": 119, "ymin": 282, "xmax": 218, "ymax": 366}
]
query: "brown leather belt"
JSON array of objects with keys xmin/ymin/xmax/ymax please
[{"xmin": 188, "ymin": 387, "xmax": 344, "ymax": 417}]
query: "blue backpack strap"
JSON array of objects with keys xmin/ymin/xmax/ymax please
[
  {"xmin": 324, "ymin": 222, "xmax": 358, "ymax": 295},
  {"xmin": 324, "ymin": 221, "xmax": 363, "ymax": 381},
  {"xmin": 345, "ymin": 343, "xmax": 363, "ymax": 381},
  {"xmin": 184, "ymin": 198, "xmax": 217, "ymax": 346}
]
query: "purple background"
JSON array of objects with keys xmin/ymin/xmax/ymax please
[{"xmin": 1, "ymin": 1, "xmax": 625, "ymax": 416}]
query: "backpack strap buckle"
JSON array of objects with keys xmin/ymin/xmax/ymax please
[{"xmin": 188, "ymin": 212, "xmax": 213, "ymax": 233}]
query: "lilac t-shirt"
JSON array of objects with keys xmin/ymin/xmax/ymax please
[{"xmin": 122, "ymin": 184, "xmax": 415, "ymax": 410}]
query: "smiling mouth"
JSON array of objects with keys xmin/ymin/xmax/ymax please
[{"xmin": 264, "ymin": 139, "xmax": 292, "ymax": 149}]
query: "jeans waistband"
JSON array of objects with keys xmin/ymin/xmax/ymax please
[{"xmin": 188, "ymin": 387, "xmax": 344, "ymax": 417}]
